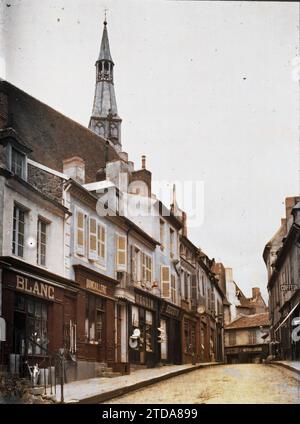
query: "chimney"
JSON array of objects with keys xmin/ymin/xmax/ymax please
[
  {"xmin": 63, "ymin": 156, "xmax": 85, "ymax": 184},
  {"xmin": 252, "ymin": 287, "xmax": 261, "ymax": 299},
  {"xmin": 141, "ymin": 155, "xmax": 146, "ymax": 170}
]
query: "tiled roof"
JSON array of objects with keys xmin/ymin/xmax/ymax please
[
  {"xmin": 225, "ymin": 313, "xmax": 269, "ymax": 329},
  {"xmin": 0, "ymin": 80, "xmax": 120, "ymax": 183}
]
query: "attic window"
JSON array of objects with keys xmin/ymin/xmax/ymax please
[{"xmin": 11, "ymin": 147, "xmax": 26, "ymax": 180}]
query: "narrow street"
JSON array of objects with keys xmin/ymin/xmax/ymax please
[{"xmin": 105, "ymin": 364, "xmax": 300, "ymax": 404}]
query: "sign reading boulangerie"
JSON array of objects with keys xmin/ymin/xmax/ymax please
[{"xmin": 16, "ymin": 275, "xmax": 55, "ymax": 300}]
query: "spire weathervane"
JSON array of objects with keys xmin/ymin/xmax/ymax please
[{"xmin": 104, "ymin": 8, "xmax": 108, "ymax": 25}]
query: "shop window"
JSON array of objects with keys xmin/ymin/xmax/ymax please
[
  {"xmin": 12, "ymin": 204, "xmax": 26, "ymax": 258},
  {"xmin": 85, "ymin": 294, "xmax": 105, "ymax": 344},
  {"xmin": 14, "ymin": 294, "xmax": 48, "ymax": 356},
  {"xmin": 184, "ymin": 319, "xmax": 196, "ymax": 354},
  {"xmin": 37, "ymin": 218, "xmax": 47, "ymax": 266},
  {"xmin": 145, "ymin": 311, "xmax": 153, "ymax": 352}
]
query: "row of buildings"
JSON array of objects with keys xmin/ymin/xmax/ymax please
[
  {"xmin": 0, "ymin": 20, "xmax": 227, "ymax": 382},
  {"xmin": 263, "ymin": 196, "xmax": 300, "ymax": 361}
]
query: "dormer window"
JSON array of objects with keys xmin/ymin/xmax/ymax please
[{"xmin": 11, "ymin": 147, "xmax": 26, "ymax": 179}]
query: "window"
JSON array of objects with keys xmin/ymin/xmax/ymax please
[
  {"xmin": 131, "ymin": 246, "xmax": 141, "ymax": 282},
  {"xmin": 97, "ymin": 224, "xmax": 106, "ymax": 262},
  {"xmin": 76, "ymin": 209, "xmax": 86, "ymax": 256},
  {"xmin": 145, "ymin": 311, "xmax": 153, "ymax": 352},
  {"xmin": 169, "ymin": 228, "xmax": 175, "ymax": 258},
  {"xmin": 160, "ymin": 219, "xmax": 165, "ymax": 250},
  {"xmin": 89, "ymin": 217, "xmax": 97, "ymax": 260},
  {"xmin": 116, "ymin": 234, "xmax": 127, "ymax": 270},
  {"xmin": 229, "ymin": 331, "xmax": 236, "ymax": 346},
  {"xmin": 184, "ymin": 272, "xmax": 189, "ymax": 301},
  {"xmin": 12, "ymin": 205, "xmax": 25, "ymax": 257},
  {"xmin": 131, "ymin": 305, "xmax": 139, "ymax": 327},
  {"xmin": 14, "ymin": 294, "xmax": 48, "ymax": 356},
  {"xmin": 248, "ymin": 330, "xmax": 257, "ymax": 345},
  {"xmin": 85, "ymin": 294, "xmax": 105, "ymax": 343},
  {"xmin": 142, "ymin": 253, "xmax": 152, "ymax": 285},
  {"xmin": 11, "ymin": 148, "xmax": 26, "ymax": 179},
  {"xmin": 171, "ymin": 274, "xmax": 176, "ymax": 304},
  {"xmin": 161, "ymin": 266, "xmax": 170, "ymax": 298},
  {"xmin": 37, "ymin": 219, "xmax": 47, "ymax": 266}
]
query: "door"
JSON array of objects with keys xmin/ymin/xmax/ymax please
[
  {"xmin": 160, "ymin": 319, "xmax": 168, "ymax": 360},
  {"xmin": 116, "ymin": 304, "xmax": 122, "ymax": 363}
]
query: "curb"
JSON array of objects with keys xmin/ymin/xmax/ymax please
[
  {"xmin": 68, "ymin": 362, "xmax": 222, "ymax": 404},
  {"xmin": 269, "ymin": 362, "xmax": 300, "ymax": 380}
]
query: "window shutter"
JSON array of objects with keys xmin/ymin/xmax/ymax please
[
  {"xmin": 89, "ymin": 217, "xmax": 98, "ymax": 260},
  {"xmin": 131, "ymin": 245, "xmax": 136, "ymax": 281},
  {"xmin": 161, "ymin": 266, "xmax": 170, "ymax": 298},
  {"xmin": 116, "ymin": 234, "xmax": 126, "ymax": 270},
  {"xmin": 97, "ymin": 224, "xmax": 106, "ymax": 261},
  {"xmin": 76, "ymin": 210, "xmax": 85, "ymax": 255}
]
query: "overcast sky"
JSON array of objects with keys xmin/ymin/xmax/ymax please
[{"xmin": 1, "ymin": 0, "xmax": 299, "ymax": 299}]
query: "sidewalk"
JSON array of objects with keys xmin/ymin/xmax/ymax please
[
  {"xmin": 56, "ymin": 362, "xmax": 221, "ymax": 404},
  {"xmin": 270, "ymin": 361, "xmax": 300, "ymax": 379}
]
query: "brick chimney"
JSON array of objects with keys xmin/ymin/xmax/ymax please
[
  {"xmin": 142, "ymin": 155, "xmax": 146, "ymax": 170},
  {"xmin": 252, "ymin": 287, "xmax": 261, "ymax": 299},
  {"xmin": 63, "ymin": 156, "xmax": 85, "ymax": 184}
]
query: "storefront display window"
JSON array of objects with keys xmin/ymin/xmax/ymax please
[
  {"xmin": 145, "ymin": 310, "xmax": 153, "ymax": 352},
  {"xmin": 85, "ymin": 294, "xmax": 105, "ymax": 344},
  {"xmin": 14, "ymin": 294, "xmax": 48, "ymax": 356},
  {"xmin": 184, "ymin": 319, "xmax": 196, "ymax": 355}
]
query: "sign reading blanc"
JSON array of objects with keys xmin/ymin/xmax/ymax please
[
  {"xmin": 16, "ymin": 275, "xmax": 55, "ymax": 300},
  {"xmin": 280, "ymin": 284, "xmax": 297, "ymax": 292},
  {"xmin": 86, "ymin": 279, "xmax": 107, "ymax": 296}
]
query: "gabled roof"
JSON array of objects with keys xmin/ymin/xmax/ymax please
[{"xmin": 225, "ymin": 313, "xmax": 269, "ymax": 330}]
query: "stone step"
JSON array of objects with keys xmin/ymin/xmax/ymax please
[{"xmin": 101, "ymin": 371, "xmax": 122, "ymax": 378}]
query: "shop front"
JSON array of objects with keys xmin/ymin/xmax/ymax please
[
  {"xmin": 159, "ymin": 300, "xmax": 182, "ymax": 365},
  {"xmin": 0, "ymin": 259, "xmax": 78, "ymax": 376},
  {"xmin": 181, "ymin": 313, "xmax": 198, "ymax": 364},
  {"xmin": 129, "ymin": 289, "xmax": 159, "ymax": 367},
  {"xmin": 225, "ymin": 345, "xmax": 269, "ymax": 364},
  {"xmin": 73, "ymin": 265, "xmax": 118, "ymax": 378}
]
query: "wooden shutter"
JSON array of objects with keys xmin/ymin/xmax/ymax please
[
  {"xmin": 171, "ymin": 274, "xmax": 176, "ymax": 303},
  {"xmin": 161, "ymin": 266, "xmax": 170, "ymax": 298},
  {"xmin": 76, "ymin": 210, "xmax": 85, "ymax": 255},
  {"xmin": 97, "ymin": 224, "xmax": 106, "ymax": 260},
  {"xmin": 142, "ymin": 252, "xmax": 146, "ymax": 282},
  {"xmin": 89, "ymin": 217, "xmax": 97, "ymax": 260},
  {"xmin": 116, "ymin": 234, "xmax": 126, "ymax": 270}
]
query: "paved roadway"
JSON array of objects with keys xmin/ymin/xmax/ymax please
[{"xmin": 105, "ymin": 364, "xmax": 300, "ymax": 404}]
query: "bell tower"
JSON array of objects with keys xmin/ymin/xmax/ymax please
[{"xmin": 89, "ymin": 18, "xmax": 122, "ymax": 152}]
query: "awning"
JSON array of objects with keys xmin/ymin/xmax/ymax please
[{"xmin": 274, "ymin": 301, "xmax": 300, "ymax": 333}]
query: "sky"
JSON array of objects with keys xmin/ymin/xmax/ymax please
[{"xmin": 1, "ymin": 0, "xmax": 299, "ymax": 300}]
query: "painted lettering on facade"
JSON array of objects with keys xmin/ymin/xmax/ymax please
[
  {"xmin": 86, "ymin": 279, "xmax": 107, "ymax": 296},
  {"xmin": 16, "ymin": 275, "xmax": 55, "ymax": 300}
]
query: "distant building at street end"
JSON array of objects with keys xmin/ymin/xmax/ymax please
[{"xmin": 225, "ymin": 312, "xmax": 270, "ymax": 364}]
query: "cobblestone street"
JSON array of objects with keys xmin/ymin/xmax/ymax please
[{"xmin": 105, "ymin": 364, "xmax": 300, "ymax": 404}]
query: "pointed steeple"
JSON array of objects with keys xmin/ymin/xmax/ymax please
[{"xmin": 89, "ymin": 18, "xmax": 122, "ymax": 152}]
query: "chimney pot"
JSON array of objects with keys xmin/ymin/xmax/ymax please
[{"xmin": 142, "ymin": 155, "xmax": 146, "ymax": 170}]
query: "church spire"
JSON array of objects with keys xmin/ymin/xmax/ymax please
[{"xmin": 89, "ymin": 18, "xmax": 122, "ymax": 152}]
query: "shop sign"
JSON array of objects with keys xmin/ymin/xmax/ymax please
[
  {"xmin": 16, "ymin": 275, "xmax": 55, "ymax": 300},
  {"xmin": 226, "ymin": 346, "xmax": 263, "ymax": 354},
  {"xmin": 162, "ymin": 303, "xmax": 180, "ymax": 319},
  {"xmin": 135, "ymin": 293, "xmax": 154, "ymax": 310},
  {"xmin": 86, "ymin": 279, "xmax": 107, "ymax": 296}
]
